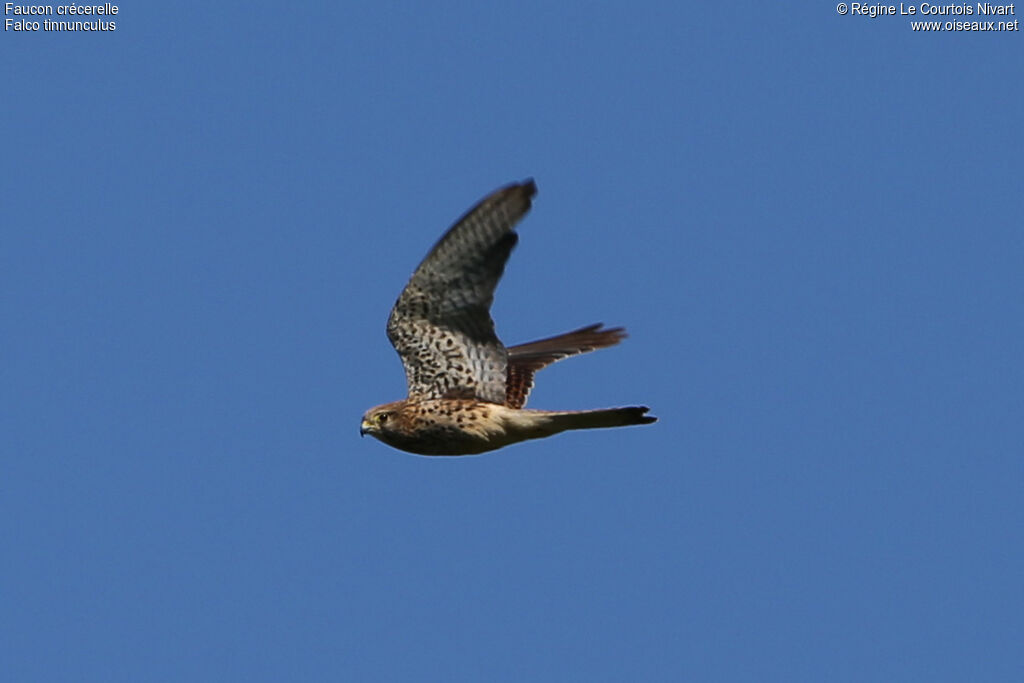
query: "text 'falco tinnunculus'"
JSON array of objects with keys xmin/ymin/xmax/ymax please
[{"xmin": 360, "ymin": 180, "xmax": 656, "ymax": 456}]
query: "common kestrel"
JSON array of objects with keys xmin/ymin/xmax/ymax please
[{"xmin": 360, "ymin": 180, "xmax": 656, "ymax": 455}]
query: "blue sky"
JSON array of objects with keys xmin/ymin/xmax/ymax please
[{"xmin": 3, "ymin": 3, "xmax": 1022, "ymax": 681}]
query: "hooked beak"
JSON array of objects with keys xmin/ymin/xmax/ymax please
[{"xmin": 359, "ymin": 420, "xmax": 371, "ymax": 437}]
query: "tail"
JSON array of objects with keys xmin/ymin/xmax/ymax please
[{"xmin": 545, "ymin": 406, "xmax": 657, "ymax": 432}]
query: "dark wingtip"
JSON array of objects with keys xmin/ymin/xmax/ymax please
[
  {"xmin": 603, "ymin": 324, "xmax": 628, "ymax": 342},
  {"xmin": 494, "ymin": 179, "xmax": 536, "ymax": 213},
  {"xmin": 580, "ymin": 323, "xmax": 628, "ymax": 341}
]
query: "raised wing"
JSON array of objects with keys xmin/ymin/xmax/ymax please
[
  {"xmin": 387, "ymin": 180, "xmax": 537, "ymax": 403},
  {"xmin": 504, "ymin": 324, "xmax": 626, "ymax": 408}
]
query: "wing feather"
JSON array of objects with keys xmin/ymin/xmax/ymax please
[
  {"xmin": 387, "ymin": 180, "xmax": 537, "ymax": 403},
  {"xmin": 504, "ymin": 324, "xmax": 626, "ymax": 408}
]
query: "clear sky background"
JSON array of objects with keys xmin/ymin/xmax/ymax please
[{"xmin": 3, "ymin": 3, "xmax": 1022, "ymax": 681}]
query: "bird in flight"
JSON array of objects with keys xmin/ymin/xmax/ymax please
[{"xmin": 360, "ymin": 180, "xmax": 656, "ymax": 455}]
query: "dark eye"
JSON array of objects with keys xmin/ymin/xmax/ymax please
[{"xmin": 376, "ymin": 412, "xmax": 391, "ymax": 425}]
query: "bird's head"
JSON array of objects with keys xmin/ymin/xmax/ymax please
[{"xmin": 360, "ymin": 401, "xmax": 406, "ymax": 442}]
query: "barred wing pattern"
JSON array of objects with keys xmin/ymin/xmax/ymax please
[
  {"xmin": 386, "ymin": 180, "xmax": 537, "ymax": 404},
  {"xmin": 505, "ymin": 324, "xmax": 626, "ymax": 409}
]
